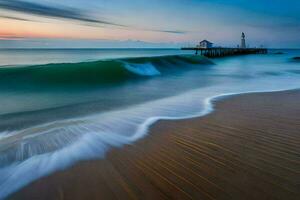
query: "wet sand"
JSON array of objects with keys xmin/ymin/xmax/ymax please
[{"xmin": 9, "ymin": 90, "xmax": 300, "ymax": 200}]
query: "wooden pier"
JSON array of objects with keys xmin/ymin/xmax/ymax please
[{"xmin": 181, "ymin": 47, "xmax": 268, "ymax": 58}]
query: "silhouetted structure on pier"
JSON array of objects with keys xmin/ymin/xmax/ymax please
[
  {"xmin": 241, "ymin": 32, "xmax": 246, "ymax": 48},
  {"xmin": 197, "ymin": 40, "xmax": 213, "ymax": 48}
]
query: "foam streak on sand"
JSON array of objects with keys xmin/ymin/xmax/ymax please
[{"xmin": 10, "ymin": 90, "xmax": 300, "ymax": 200}]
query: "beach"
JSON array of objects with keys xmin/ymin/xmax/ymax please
[
  {"xmin": 9, "ymin": 89, "xmax": 300, "ymax": 200},
  {"xmin": 1, "ymin": 0, "xmax": 300, "ymax": 199}
]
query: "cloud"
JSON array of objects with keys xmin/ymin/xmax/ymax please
[
  {"xmin": 154, "ymin": 30, "xmax": 186, "ymax": 34},
  {"xmin": 0, "ymin": 0, "xmax": 123, "ymax": 26},
  {"xmin": 0, "ymin": 32, "xmax": 27, "ymax": 40},
  {"xmin": 0, "ymin": 0, "xmax": 187, "ymax": 35},
  {"xmin": 0, "ymin": 14, "xmax": 35, "ymax": 22}
]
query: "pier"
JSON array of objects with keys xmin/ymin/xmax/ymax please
[
  {"xmin": 181, "ymin": 47, "xmax": 268, "ymax": 58},
  {"xmin": 183, "ymin": 33, "xmax": 268, "ymax": 58}
]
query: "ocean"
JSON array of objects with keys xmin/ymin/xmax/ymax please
[{"xmin": 0, "ymin": 48, "xmax": 300, "ymax": 198}]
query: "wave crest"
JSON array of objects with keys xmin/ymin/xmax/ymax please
[{"xmin": 0, "ymin": 55, "xmax": 213, "ymax": 89}]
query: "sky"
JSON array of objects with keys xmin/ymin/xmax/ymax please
[{"xmin": 0, "ymin": 0, "xmax": 300, "ymax": 48}]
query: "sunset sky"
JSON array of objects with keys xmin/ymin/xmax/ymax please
[{"xmin": 0, "ymin": 0, "xmax": 300, "ymax": 48}]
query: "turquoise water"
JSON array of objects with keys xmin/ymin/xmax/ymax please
[{"xmin": 0, "ymin": 48, "xmax": 300, "ymax": 198}]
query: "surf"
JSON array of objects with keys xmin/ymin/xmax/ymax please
[
  {"xmin": 0, "ymin": 55, "xmax": 213, "ymax": 90},
  {"xmin": 1, "ymin": 50, "xmax": 300, "ymax": 199}
]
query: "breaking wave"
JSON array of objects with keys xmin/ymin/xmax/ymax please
[{"xmin": 0, "ymin": 55, "xmax": 213, "ymax": 90}]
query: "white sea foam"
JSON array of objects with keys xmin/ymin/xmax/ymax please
[{"xmin": 123, "ymin": 62, "xmax": 161, "ymax": 76}]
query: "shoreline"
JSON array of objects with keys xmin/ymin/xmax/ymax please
[{"xmin": 9, "ymin": 89, "xmax": 300, "ymax": 200}]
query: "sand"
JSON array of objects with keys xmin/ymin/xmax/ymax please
[{"xmin": 9, "ymin": 90, "xmax": 300, "ymax": 200}]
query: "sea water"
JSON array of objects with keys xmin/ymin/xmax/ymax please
[{"xmin": 0, "ymin": 48, "xmax": 300, "ymax": 198}]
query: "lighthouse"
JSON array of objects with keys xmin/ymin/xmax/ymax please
[{"xmin": 241, "ymin": 32, "xmax": 246, "ymax": 48}]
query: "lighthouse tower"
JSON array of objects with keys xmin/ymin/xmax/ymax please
[{"xmin": 241, "ymin": 32, "xmax": 246, "ymax": 48}]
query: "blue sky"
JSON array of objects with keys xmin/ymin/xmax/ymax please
[{"xmin": 0, "ymin": 0, "xmax": 299, "ymax": 48}]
